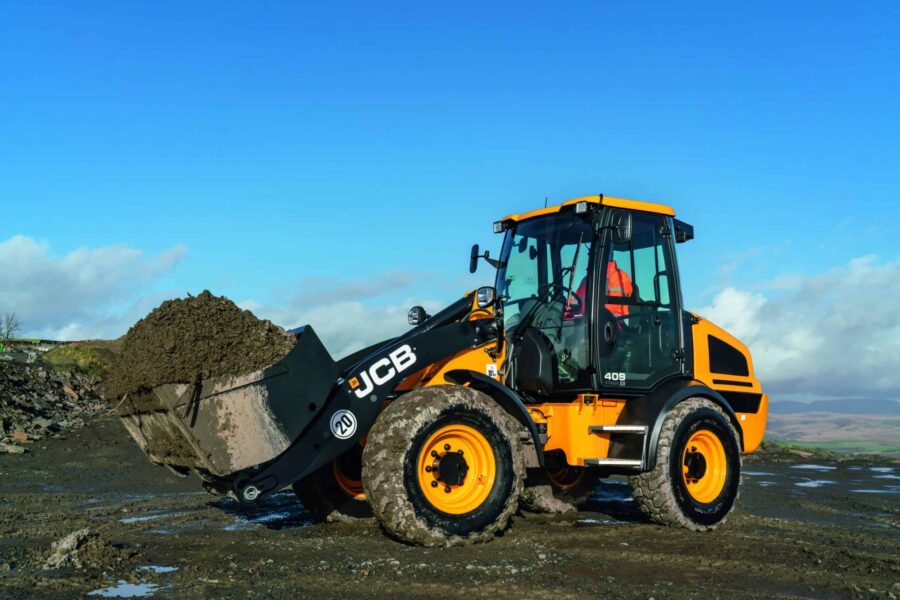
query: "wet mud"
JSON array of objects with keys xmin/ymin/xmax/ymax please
[
  {"xmin": 0, "ymin": 414, "xmax": 897, "ymax": 599},
  {"xmin": 106, "ymin": 291, "xmax": 295, "ymax": 401}
]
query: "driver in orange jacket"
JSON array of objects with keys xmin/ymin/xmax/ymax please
[{"xmin": 564, "ymin": 260, "xmax": 633, "ymax": 320}]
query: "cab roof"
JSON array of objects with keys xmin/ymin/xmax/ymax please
[{"xmin": 501, "ymin": 195, "xmax": 675, "ymax": 223}]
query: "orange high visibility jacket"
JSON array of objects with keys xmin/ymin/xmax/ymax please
[
  {"xmin": 605, "ymin": 260, "xmax": 633, "ymax": 317},
  {"xmin": 564, "ymin": 260, "xmax": 633, "ymax": 320}
]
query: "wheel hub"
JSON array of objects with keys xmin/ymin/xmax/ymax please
[
  {"xmin": 434, "ymin": 451, "xmax": 469, "ymax": 487},
  {"xmin": 683, "ymin": 448, "xmax": 707, "ymax": 482}
]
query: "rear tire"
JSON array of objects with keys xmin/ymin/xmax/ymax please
[
  {"xmin": 292, "ymin": 446, "xmax": 372, "ymax": 522},
  {"xmin": 545, "ymin": 452, "xmax": 602, "ymax": 507},
  {"xmin": 629, "ymin": 397, "xmax": 741, "ymax": 531},
  {"xmin": 362, "ymin": 385, "xmax": 525, "ymax": 547}
]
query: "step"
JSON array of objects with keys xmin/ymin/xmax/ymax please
[
  {"xmin": 588, "ymin": 425, "xmax": 648, "ymax": 434},
  {"xmin": 583, "ymin": 458, "xmax": 643, "ymax": 468}
]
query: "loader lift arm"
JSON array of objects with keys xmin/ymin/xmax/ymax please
[{"xmin": 231, "ymin": 306, "xmax": 499, "ymax": 503}]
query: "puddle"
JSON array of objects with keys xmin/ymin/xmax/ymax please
[
  {"xmin": 215, "ymin": 492, "xmax": 314, "ymax": 531},
  {"xmin": 575, "ymin": 518, "xmax": 628, "ymax": 526},
  {"xmin": 224, "ymin": 510, "xmax": 309, "ymax": 532},
  {"xmin": 874, "ymin": 474, "xmax": 900, "ymax": 480},
  {"xmin": 869, "ymin": 467, "xmax": 894, "ymax": 474},
  {"xmin": 137, "ymin": 565, "xmax": 178, "ymax": 574},
  {"xmin": 88, "ymin": 581, "xmax": 160, "ymax": 598},
  {"xmin": 851, "ymin": 489, "xmax": 900, "ymax": 495},
  {"xmin": 120, "ymin": 510, "xmax": 187, "ymax": 524},
  {"xmin": 589, "ymin": 479, "xmax": 635, "ymax": 503},
  {"xmin": 791, "ymin": 464, "xmax": 837, "ymax": 472},
  {"xmin": 757, "ymin": 481, "xmax": 778, "ymax": 487},
  {"xmin": 794, "ymin": 480, "xmax": 836, "ymax": 488},
  {"xmin": 744, "ymin": 471, "xmax": 776, "ymax": 476}
]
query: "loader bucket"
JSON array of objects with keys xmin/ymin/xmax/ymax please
[{"xmin": 114, "ymin": 326, "xmax": 339, "ymax": 477}]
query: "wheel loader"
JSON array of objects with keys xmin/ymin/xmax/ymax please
[{"xmin": 115, "ymin": 195, "xmax": 767, "ymax": 546}]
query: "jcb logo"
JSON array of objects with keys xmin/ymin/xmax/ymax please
[{"xmin": 348, "ymin": 344, "xmax": 417, "ymax": 399}]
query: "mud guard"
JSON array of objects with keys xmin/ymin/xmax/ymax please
[
  {"xmin": 232, "ymin": 318, "xmax": 497, "ymax": 502},
  {"xmin": 609, "ymin": 378, "xmax": 742, "ymax": 470},
  {"xmin": 444, "ymin": 369, "xmax": 545, "ymax": 467}
]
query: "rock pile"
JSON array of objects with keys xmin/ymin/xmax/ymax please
[{"xmin": 0, "ymin": 360, "xmax": 105, "ymax": 453}]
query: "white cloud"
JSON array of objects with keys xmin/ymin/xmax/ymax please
[
  {"xmin": 240, "ymin": 271, "xmax": 447, "ymax": 359},
  {"xmin": 0, "ymin": 236, "xmax": 186, "ymax": 339},
  {"xmin": 245, "ymin": 298, "xmax": 446, "ymax": 360},
  {"xmin": 698, "ymin": 256, "xmax": 900, "ymax": 401}
]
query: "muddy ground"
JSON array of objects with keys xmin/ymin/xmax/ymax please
[{"xmin": 0, "ymin": 414, "xmax": 897, "ymax": 599}]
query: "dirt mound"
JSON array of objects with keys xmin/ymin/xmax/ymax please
[
  {"xmin": 41, "ymin": 528, "xmax": 135, "ymax": 570},
  {"xmin": 106, "ymin": 291, "xmax": 295, "ymax": 401}
]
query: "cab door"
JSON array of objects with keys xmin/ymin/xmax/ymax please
[{"xmin": 596, "ymin": 211, "xmax": 684, "ymax": 391}]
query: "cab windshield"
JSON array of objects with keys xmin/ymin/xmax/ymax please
[{"xmin": 495, "ymin": 212, "xmax": 594, "ymax": 387}]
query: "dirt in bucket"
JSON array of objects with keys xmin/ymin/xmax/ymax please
[{"xmin": 106, "ymin": 291, "xmax": 295, "ymax": 401}]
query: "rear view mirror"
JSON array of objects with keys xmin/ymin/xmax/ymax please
[
  {"xmin": 469, "ymin": 244, "xmax": 480, "ymax": 273},
  {"xmin": 611, "ymin": 212, "xmax": 632, "ymax": 244}
]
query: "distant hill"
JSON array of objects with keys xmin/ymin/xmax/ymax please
[{"xmin": 770, "ymin": 398, "xmax": 900, "ymax": 417}]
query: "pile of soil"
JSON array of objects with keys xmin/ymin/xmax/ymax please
[{"xmin": 106, "ymin": 291, "xmax": 295, "ymax": 401}]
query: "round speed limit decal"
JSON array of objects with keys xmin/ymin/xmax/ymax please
[{"xmin": 330, "ymin": 410, "xmax": 357, "ymax": 440}]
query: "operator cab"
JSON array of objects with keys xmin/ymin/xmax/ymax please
[{"xmin": 492, "ymin": 197, "xmax": 692, "ymax": 401}]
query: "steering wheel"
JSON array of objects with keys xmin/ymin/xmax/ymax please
[{"xmin": 562, "ymin": 286, "xmax": 584, "ymax": 317}]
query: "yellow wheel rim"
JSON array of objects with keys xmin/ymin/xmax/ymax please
[
  {"xmin": 332, "ymin": 459, "xmax": 365, "ymax": 500},
  {"xmin": 417, "ymin": 424, "xmax": 496, "ymax": 515},
  {"xmin": 682, "ymin": 430, "xmax": 727, "ymax": 503},
  {"xmin": 547, "ymin": 465, "xmax": 585, "ymax": 490}
]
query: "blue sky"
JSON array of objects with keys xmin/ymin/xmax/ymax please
[{"xmin": 2, "ymin": 2, "xmax": 899, "ymax": 399}]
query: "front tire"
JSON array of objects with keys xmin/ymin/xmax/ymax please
[
  {"xmin": 362, "ymin": 385, "xmax": 525, "ymax": 546},
  {"xmin": 630, "ymin": 397, "xmax": 741, "ymax": 531}
]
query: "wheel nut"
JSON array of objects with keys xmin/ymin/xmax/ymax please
[
  {"xmin": 431, "ymin": 480, "xmax": 438, "ymax": 488},
  {"xmin": 431, "ymin": 450, "xmax": 438, "ymax": 458},
  {"xmin": 443, "ymin": 443, "xmax": 451, "ymax": 451},
  {"xmin": 444, "ymin": 486, "xmax": 451, "ymax": 493},
  {"xmin": 425, "ymin": 465, "xmax": 432, "ymax": 473},
  {"xmin": 457, "ymin": 450, "xmax": 464, "ymax": 456}
]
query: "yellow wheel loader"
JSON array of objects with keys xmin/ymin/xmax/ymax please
[{"xmin": 116, "ymin": 195, "xmax": 767, "ymax": 545}]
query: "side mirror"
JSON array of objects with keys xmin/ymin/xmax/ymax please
[
  {"xmin": 408, "ymin": 306, "xmax": 429, "ymax": 325},
  {"xmin": 469, "ymin": 244, "xmax": 480, "ymax": 273},
  {"xmin": 612, "ymin": 211, "xmax": 632, "ymax": 244},
  {"xmin": 476, "ymin": 286, "xmax": 496, "ymax": 309}
]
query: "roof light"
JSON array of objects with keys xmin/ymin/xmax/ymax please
[
  {"xmin": 493, "ymin": 221, "xmax": 505, "ymax": 233},
  {"xmin": 575, "ymin": 201, "xmax": 589, "ymax": 214}
]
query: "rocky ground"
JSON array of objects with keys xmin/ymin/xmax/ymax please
[
  {"xmin": 0, "ymin": 361, "xmax": 105, "ymax": 454},
  {"xmin": 0, "ymin": 411, "xmax": 897, "ymax": 599}
]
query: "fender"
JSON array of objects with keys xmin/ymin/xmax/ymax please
[
  {"xmin": 444, "ymin": 369, "xmax": 545, "ymax": 467},
  {"xmin": 609, "ymin": 378, "xmax": 743, "ymax": 470}
]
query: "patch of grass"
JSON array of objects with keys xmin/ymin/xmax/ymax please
[
  {"xmin": 800, "ymin": 440, "xmax": 900, "ymax": 454},
  {"xmin": 762, "ymin": 438, "xmax": 900, "ymax": 458},
  {"xmin": 44, "ymin": 342, "xmax": 119, "ymax": 380}
]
